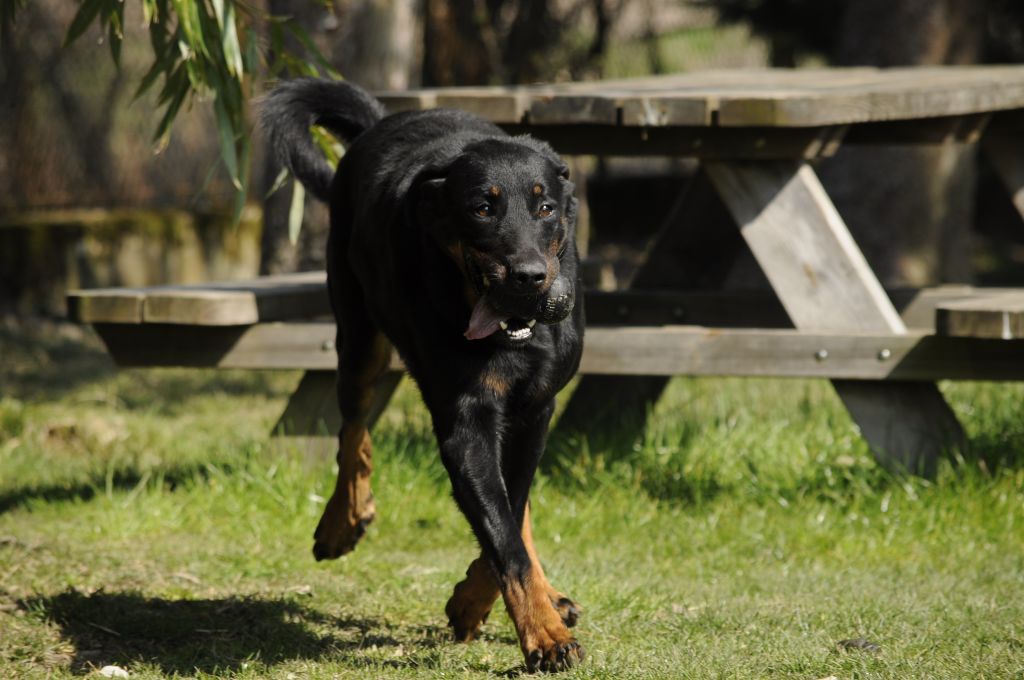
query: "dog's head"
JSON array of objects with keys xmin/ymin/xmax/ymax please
[{"xmin": 418, "ymin": 137, "xmax": 578, "ymax": 345}]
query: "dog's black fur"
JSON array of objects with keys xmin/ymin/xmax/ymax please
[{"xmin": 262, "ymin": 79, "xmax": 584, "ymax": 672}]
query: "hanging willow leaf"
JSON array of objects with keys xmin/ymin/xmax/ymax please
[
  {"xmin": 288, "ymin": 180, "xmax": 305, "ymax": 246},
  {"xmin": 4, "ymin": 0, "xmax": 337, "ymax": 229},
  {"xmin": 64, "ymin": 0, "xmax": 105, "ymax": 47}
]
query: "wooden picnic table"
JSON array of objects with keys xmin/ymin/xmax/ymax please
[{"xmin": 70, "ymin": 67, "xmax": 1024, "ymax": 475}]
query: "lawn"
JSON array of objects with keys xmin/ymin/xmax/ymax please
[{"xmin": 2, "ymin": 319, "xmax": 1023, "ymax": 679}]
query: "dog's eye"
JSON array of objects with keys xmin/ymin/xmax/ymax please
[
  {"xmin": 538, "ymin": 203, "xmax": 555, "ymax": 218},
  {"xmin": 474, "ymin": 204, "xmax": 493, "ymax": 218}
]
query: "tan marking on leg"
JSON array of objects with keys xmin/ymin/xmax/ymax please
[
  {"xmin": 523, "ymin": 504, "xmax": 581, "ymax": 628},
  {"xmin": 313, "ymin": 333, "xmax": 392, "ymax": 561},
  {"xmin": 313, "ymin": 425, "xmax": 375, "ymax": 560},
  {"xmin": 502, "ymin": 569, "xmax": 583, "ymax": 672},
  {"xmin": 446, "ymin": 557, "xmax": 501, "ymax": 642}
]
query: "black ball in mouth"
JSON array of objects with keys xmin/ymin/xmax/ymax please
[{"xmin": 485, "ymin": 275, "xmax": 576, "ymax": 327}]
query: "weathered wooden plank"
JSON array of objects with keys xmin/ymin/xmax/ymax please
[
  {"xmin": 706, "ymin": 160, "xmax": 965, "ymax": 475},
  {"xmin": 500, "ymin": 124, "xmax": 846, "ymax": 159},
  {"xmin": 936, "ymin": 294, "xmax": 1024, "ymax": 339},
  {"xmin": 89, "ymin": 321, "xmax": 1024, "ymax": 382},
  {"xmin": 706, "ymin": 162, "xmax": 904, "ymax": 332},
  {"xmin": 67, "ymin": 288, "xmax": 147, "ymax": 323},
  {"xmin": 377, "ymin": 66, "xmax": 1024, "ymax": 129},
  {"xmin": 69, "ymin": 272, "xmax": 330, "ymax": 325}
]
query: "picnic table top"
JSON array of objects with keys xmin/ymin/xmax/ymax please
[{"xmin": 375, "ymin": 66, "xmax": 1024, "ymax": 128}]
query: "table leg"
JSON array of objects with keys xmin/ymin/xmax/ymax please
[
  {"xmin": 272, "ymin": 369, "xmax": 402, "ymax": 458},
  {"xmin": 982, "ymin": 129, "xmax": 1024, "ymax": 224},
  {"xmin": 556, "ymin": 169, "xmax": 749, "ymax": 438},
  {"xmin": 705, "ymin": 160, "xmax": 965, "ymax": 475}
]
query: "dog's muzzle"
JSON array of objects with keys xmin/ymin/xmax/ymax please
[{"xmin": 462, "ymin": 249, "xmax": 576, "ymax": 343}]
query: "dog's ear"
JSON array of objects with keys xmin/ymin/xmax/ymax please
[{"xmin": 418, "ymin": 177, "xmax": 448, "ymax": 219}]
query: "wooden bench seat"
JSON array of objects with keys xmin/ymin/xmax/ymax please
[
  {"xmin": 67, "ymin": 272, "xmax": 330, "ymax": 326},
  {"xmin": 937, "ymin": 294, "xmax": 1024, "ymax": 340}
]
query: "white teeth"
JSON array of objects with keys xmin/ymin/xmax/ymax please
[
  {"xmin": 499, "ymin": 321, "xmax": 509, "ymax": 330},
  {"xmin": 527, "ymin": 319, "xmax": 536, "ymax": 328}
]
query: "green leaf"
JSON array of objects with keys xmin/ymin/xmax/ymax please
[
  {"xmin": 232, "ymin": 139, "xmax": 251, "ymax": 227},
  {"xmin": 153, "ymin": 76, "xmax": 189, "ymax": 151},
  {"xmin": 221, "ymin": 1, "xmax": 244, "ymax": 76},
  {"xmin": 211, "ymin": 0, "xmax": 225, "ymax": 25},
  {"xmin": 64, "ymin": 0, "xmax": 105, "ymax": 47},
  {"xmin": 288, "ymin": 180, "xmax": 305, "ymax": 245},
  {"xmin": 283, "ymin": 22, "xmax": 341, "ymax": 78},
  {"xmin": 213, "ymin": 93, "xmax": 241, "ymax": 191},
  {"xmin": 265, "ymin": 167, "xmax": 290, "ymax": 199},
  {"xmin": 134, "ymin": 37, "xmax": 178, "ymax": 101},
  {"xmin": 107, "ymin": 2, "xmax": 124, "ymax": 65}
]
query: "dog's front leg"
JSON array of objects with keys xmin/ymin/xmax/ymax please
[{"xmin": 434, "ymin": 393, "xmax": 582, "ymax": 673}]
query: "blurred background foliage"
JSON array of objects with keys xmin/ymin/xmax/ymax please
[{"xmin": 2, "ymin": 0, "xmax": 1024, "ymax": 313}]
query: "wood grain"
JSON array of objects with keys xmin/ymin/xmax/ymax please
[
  {"xmin": 937, "ymin": 294, "xmax": 1024, "ymax": 339},
  {"xmin": 69, "ymin": 272, "xmax": 329, "ymax": 325},
  {"xmin": 376, "ymin": 66, "xmax": 1024, "ymax": 128},
  {"xmin": 90, "ymin": 321, "xmax": 1024, "ymax": 382},
  {"xmin": 706, "ymin": 160, "xmax": 965, "ymax": 475}
]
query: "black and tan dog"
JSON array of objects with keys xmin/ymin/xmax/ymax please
[{"xmin": 262, "ymin": 79, "xmax": 585, "ymax": 672}]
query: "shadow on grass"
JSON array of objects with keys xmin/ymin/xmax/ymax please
[
  {"xmin": 0, "ymin": 461, "xmax": 229, "ymax": 515},
  {"xmin": 0, "ymin": 322, "xmax": 116, "ymax": 401},
  {"xmin": 21, "ymin": 589, "xmax": 415, "ymax": 675},
  {"xmin": 958, "ymin": 431, "xmax": 1024, "ymax": 475},
  {"xmin": 546, "ymin": 410, "xmax": 727, "ymax": 506}
]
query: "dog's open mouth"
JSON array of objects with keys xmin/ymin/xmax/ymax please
[{"xmin": 465, "ymin": 295, "xmax": 536, "ymax": 343}]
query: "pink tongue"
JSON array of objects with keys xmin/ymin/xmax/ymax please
[{"xmin": 464, "ymin": 296, "xmax": 510, "ymax": 340}]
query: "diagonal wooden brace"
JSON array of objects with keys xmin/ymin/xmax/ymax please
[{"xmin": 705, "ymin": 160, "xmax": 965, "ymax": 476}]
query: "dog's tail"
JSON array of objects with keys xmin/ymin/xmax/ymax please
[{"xmin": 260, "ymin": 78, "xmax": 386, "ymax": 202}]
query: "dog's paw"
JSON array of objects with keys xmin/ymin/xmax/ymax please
[
  {"xmin": 445, "ymin": 596, "xmax": 492, "ymax": 642},
  {"xmin": 525, "ymin": 636, "xmax": 584, "ymax": 673},
  {"xmin": 311, "ymin": 494, "xmax": 375, "ymax": 561},
  {"xmin": 551, "ymin": 595, "xmax": 582, "ymax": 629},
  {"xmin": 445, "ymin": 559, "xmax": 501, "ymax": 642}
]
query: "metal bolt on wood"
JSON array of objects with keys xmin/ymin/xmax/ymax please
[
  {"xmin": 321, "ymin": 340, "xmax": 335, "ymax": 352},
  {"xmin": 815, "ymin": 348, "xmax": 829, "ymax": 361},
  {"xmin": 877, "ymin": 348, "xmax": 892, "ymax": 360}
]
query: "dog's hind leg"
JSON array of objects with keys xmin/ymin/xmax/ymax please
[{"xmin": 313, "ymin": 243, "xmax": 394, "ymax": 561}]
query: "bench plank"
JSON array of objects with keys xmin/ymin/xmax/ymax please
[
  {"xmin": 69, "ymin": 272, "xmax": 329, "ymax": 325},
  {"xmin": 936, "ymin": 294, "xmax": 1024, "ymax": 339},
  {"xmin": 89, "ymin": 321, "xmax": 1024, "ymax": 382}
]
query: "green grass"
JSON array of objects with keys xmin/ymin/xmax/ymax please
[{"xmin": 2, "ymin": 319, "xmax": 1024, "ymax": 678}]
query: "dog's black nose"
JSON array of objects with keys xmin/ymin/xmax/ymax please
[{"xmin": 509, "ymin": 260, "xmax": 548, "ymax": 293}]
